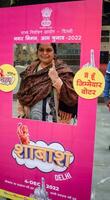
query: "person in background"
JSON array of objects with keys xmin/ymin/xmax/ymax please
[
  {"xmin": 103, "ymin": 61, "xmax": 110, "ymax": 151},
  {"xmin": 17, "ymin": 43, "xmax": 78, "ymax": 124},
  {"xmin": 103, "ymin": 61, "xmax": 110, "ymax": 111}
]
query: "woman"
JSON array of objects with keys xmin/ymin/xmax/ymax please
[
  {"xmin": 17, "ymin": 43, "xmax": 78, "ymax": 124},
  {"xmin": 104, "ymin": 61, "xmax": 110, "ymax": 111}
]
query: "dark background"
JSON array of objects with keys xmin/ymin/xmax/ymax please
[{"xmin": 0, "ymin": 0, "xmax": 83, "ymax": 7}]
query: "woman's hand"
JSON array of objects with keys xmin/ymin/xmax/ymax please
[
  {"xmin": 48, "ymin": 60, "xmax": 59, "ymax": 84},
  {"xmin": 24, "ymin": 106, "xmax": 30, "ymax": 118},
  {"xmin": 59, "ymin": 111, "xmax": 72, "ymax": 124},
  {"xmin": 17, "ymin": 101, "xmax": 30, "ymax": 118},
  {"xmin": 48, "ymin": 60, "xmax": 63, "ymax": 93}
]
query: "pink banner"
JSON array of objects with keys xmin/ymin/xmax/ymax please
[{"xmin": 0, "ymin": 0, "xmax": 102, "ymax": 199}]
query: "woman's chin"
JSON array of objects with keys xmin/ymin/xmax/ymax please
[{"xmin": 41, "ymin": 60, "xmax": 52, "ymax": 66}]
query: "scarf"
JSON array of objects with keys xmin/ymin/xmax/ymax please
[{"xmin": 17, "ymin": 59, "xmax": 78, "ymax": 107}]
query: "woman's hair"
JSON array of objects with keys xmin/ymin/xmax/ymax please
[{"xmin": 36, "ymin": 43, "xmax": 57, "ymax": 54}]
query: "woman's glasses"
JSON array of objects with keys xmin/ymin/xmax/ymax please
[{"xmin": 38, "ymin": 48, "xmax": 53, "ymax": 53}]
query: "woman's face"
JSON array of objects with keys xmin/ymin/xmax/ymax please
[{"xmin": 37, "ymin": 44, "xmax": 54, "ymax": 66}]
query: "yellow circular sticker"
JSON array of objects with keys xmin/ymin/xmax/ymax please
[
  {"xmin": 0, "ymin": 64, "xmax": 18, "ymax": 92},
  {"xmin": 73, "ymin": 66, "xmax": 105, "ymax": 99}
]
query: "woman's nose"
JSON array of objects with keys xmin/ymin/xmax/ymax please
[{"xmin": 43, "ymin": 50, "xmax": 48, "ymax": 54}]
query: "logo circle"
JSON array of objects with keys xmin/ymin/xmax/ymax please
[
  {"xmin": 0, "ymin": 64, "xmax": 18, "ymax": 92},
  {"xmin": 73, "ymin": 66, "xmax": 105, "ymax": 99}
]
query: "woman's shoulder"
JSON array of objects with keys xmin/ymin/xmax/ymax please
[
  {"xmin": 20, "ymin": 60, "xmax": 40, "ymax": 78},
  {"xmin": 56, "ymin": 59, "xmax": 73, "ymax": 73}
]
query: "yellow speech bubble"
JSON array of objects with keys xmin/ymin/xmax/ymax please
[
  {"xmin": 73, "ymin": 66, "xmax": 105, "ymax": 99},
  {"xmin": 0, "ymin": 64, "xmax": 18, "ymax": 92}
]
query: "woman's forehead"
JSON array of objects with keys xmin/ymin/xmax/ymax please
[{"xmin": 38, "ymin": 43, "xmax": 53, "ymax": 48}]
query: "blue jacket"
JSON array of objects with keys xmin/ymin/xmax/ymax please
[{"xmin": 103, "ymin": 61, "xmax": 110, "ymax": 102}]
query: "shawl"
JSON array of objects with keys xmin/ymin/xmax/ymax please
[{"xmin": 17, "ymin": 59, "xmax": 78, "ymax": 107}]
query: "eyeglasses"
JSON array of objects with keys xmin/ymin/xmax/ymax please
[{"xmin": 38, "ymin": 48, "xmax": 53, "ymax": 53}]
